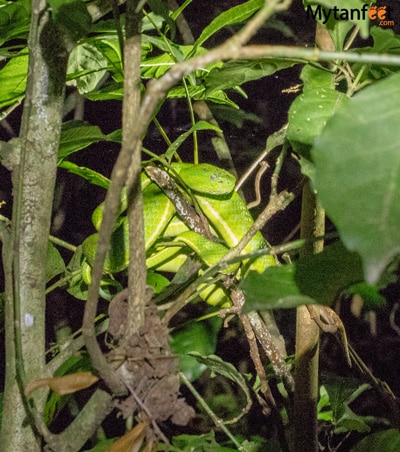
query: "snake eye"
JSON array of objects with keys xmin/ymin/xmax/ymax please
[{"xmin": 210, "ymin": 173, "xmax": 223, "ymax": 185}]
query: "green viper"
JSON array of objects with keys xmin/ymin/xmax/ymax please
[{"xmin": 82, "ymin": 163, "xmax": 275, "ymax": 305}]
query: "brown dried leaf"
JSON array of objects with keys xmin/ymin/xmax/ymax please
[
  {"xmin": 109, "ymin": 422, "xmax": 147, "ymax": 452},
  {"xmin": 25, "ymin": 371, "xmax": 99, "ymax": 397}
]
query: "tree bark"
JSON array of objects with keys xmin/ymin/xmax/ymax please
[{"xmin": 0, "ymin": 2, "xmax": 68, "ymax": 448}]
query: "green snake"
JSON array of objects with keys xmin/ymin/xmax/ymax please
[{"xmin": 82, "ymin": 163, "xmax": 275, "ymax": 305}]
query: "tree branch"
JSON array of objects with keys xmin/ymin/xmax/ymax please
[{"xmin": 1, "ymin": 1, "xmax": 69, "ymax": 449}]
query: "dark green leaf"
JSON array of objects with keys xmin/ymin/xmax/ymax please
[
  {"xmin": 194, "ymin": 0, "xmax": 263, "ymax": 49},
  {"xmin": 0, "ymin": 1, "xmax": 30, "ymax": 46},
  {"xmin": 242, "ymin": 242, "xmax": 364, "ymax": 310},
  {"xmin": 53, "ymin": 1, "xmax": 92, "ymax": 43},
  {"xmin": 295, "ymin": 242, "xmax": 364, "ymax": 305},
  {"xmin": 322, "ymin": 374, "xmax": 365, "ymax": 424},
  {"xmin": 241, "ymin": 265, "xmax": 315, "ymax": 311},
  {"xmin": 44, "ymin": 353, "xmax": 92, "ymax": 424},
  {"xmin": 147, "ymin": 0, "xmax": 176, "ymax": 37},
  {"xmin": 312, "ymin": 72, "xmax": 400, "ymax": 283},
  {"xmin": 211, "ymin": 105, "xmax": 261, "ymax": 128},
  {"xmin": 58, "ymin": 121, "xmax": 113, "ymax": 160},
  {"xmin": 205, "ymin": 59, "xmax": 299, "ymax": 95},
  {"xmin": 351, "ymin": 429, "xmax": 400, "ymax": 452}
]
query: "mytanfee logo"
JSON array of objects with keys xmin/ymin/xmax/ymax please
[{"xmin": 306, "ymin": 3, "xmax": 395, "ymax": 28}]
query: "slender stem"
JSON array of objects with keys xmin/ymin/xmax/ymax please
[
  {"xmin": 125, "ymin": 1, "xmax": 146, "ymax": 335},
  {"xmin": 293, "ymin": 22, "xmax": 330, "ymax": 449},
  {"xmin": 294, "ymin": 183, "xmax": 325, "ymax": 452},
  {"xmin": 180, "ymin": 372, "xmax": 242, "ymax": 449}
]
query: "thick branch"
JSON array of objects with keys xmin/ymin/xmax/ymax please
[{"xmin": 1, "ymin": 2, "xmax": 68, "ymax": 449}]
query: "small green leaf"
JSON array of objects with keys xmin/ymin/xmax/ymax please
[
  {"xmin": 66, "ymin": 246, "xmax": 89, "ymax": 301},
  {"xmin": 170, "ymin": 431, "xmax": 237, "ymax": 451},
  {"xmin": 58, "ymin": 161, "xmax": 110, "ymax": 189},
  {"xmin": 146, "ymin": 271, "xmax": 170, "ymax": 294},
  {"xmin": 84, "ymin": 82, "xmax": 124, "ymax": 101},
  {"xmin": 313, "ymin": 72, "xmax": 400, "ymax": 283},
  {"xmin": 46, "ymin": 242, "xmax": 65, "ymax": 282},
  {"xmin": 353, "ymin": 28, "xmax": 400, "ymax": 82},
  {"xmin": 0, "ymin": 49, "xmax": 28, "ymax": 109},
  {"xmin": 165, "ymin": 121, "xmax": 221, "ymax": 160}
]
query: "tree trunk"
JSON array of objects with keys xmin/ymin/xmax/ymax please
[{"xmin": 0, "ymin": 1, "xmax": 68, "ymax": 448}]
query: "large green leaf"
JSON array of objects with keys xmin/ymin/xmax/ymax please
[
  {"xmin": 241, "ymin": 242, "xmax": 364, "ymax": 310},
  {"xmin": 312, "ymin": 72, "xmax": 400, "ymax": 284},
  {"xmin": 351, "ymin": 429, "xmax": 400, "ymax": 452}
]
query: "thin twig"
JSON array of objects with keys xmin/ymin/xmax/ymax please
[
  {"xmin": 180, "ymin": 372, "xmax": 243, "ymax": 449},
  {"xmin": 247, "ymin": 162, "xmax": 269, "ymax": 209}
]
